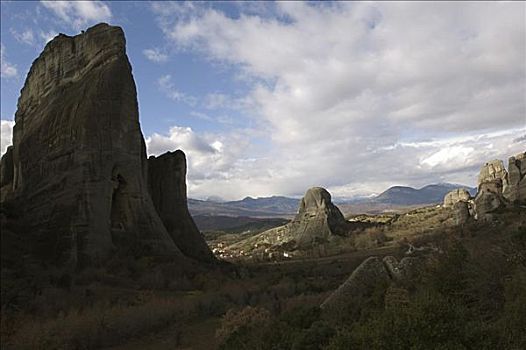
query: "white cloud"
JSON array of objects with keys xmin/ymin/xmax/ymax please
[
  {"xmin": 145, "ymin": 126, "xmax": 252, "ymax": 189},
  {"xmin": 11, "ymin": 28, "xmax": 35, "ymax": 46},
  {"xmin": 1, "ymin": 120, "xmax": 15, "ymax": 156},
  {"xmin": 157, "ymin": 74, "xmax": 198, "ymax": 106},
  {"xmin": 40, "ymin": 1, "xmax": 112, "ymax": 30},
  {"xmin": 143, "ymin": 48, "xmax": 168, "ymax": 63},
  {"xmin": 149, "ymin": 2, "xmax": 526, "ymax": 199},
  {"xmin": 0, "ymin": 44, "xmax": 18, "ymax": 79},
  {"xmin": 39, "ymin": 30, "xmax": 59, "ymax": 44}
]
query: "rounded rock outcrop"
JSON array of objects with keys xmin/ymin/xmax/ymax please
[
  {"xmin": 289, "ymin": 187, "xmax": 348, "ymax": 247},
  {"xmin": 443, "ymin": 188, "xmax": 471, "ymax": 208},
  {"xmin": 478, "ymin": 159, "xmax": 509, "ymax": 192},
  {"xmin": 320, "ymin": 256, "xmax": 390, "ymax": 314}
]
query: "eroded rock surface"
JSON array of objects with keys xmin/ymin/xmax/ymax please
[
  {"xmin": 474, "ymin": 181, "xmax": 506, "ymax": 221},
  {"xmin": 321, "ymin": 254, "xmax": 428, "ymax": 318},
  {"xmin": 0, "ymin": 146, "xmax": 14, "ymax": 201},
  {"xmin": 320, "ymin": 256, "xmax": 390, "ymax": 313},
  {"xmin": 288, "ymin": 187, "xmax": 349, "ymax": 247},
  {"xmin": 453, "ymin": 201, "xmax": 471, "ymax": 225},
  {"xmin": 443, "ymin": 188, "xmax": 471, "ymax": 208},
  {"xmin": 478, "ymin": 159, "xmax": 509, "ymax": 192},
  {"xmin": 504, "ymin": 152, "xmax": 526, "ymax": 204},
  {"xmin": 0, "ymin": 24, "xmax": 183, "ymax": 266},
  {"xmin": 148, "ymin": 151, "xmax": 215, "ymax": 263},
  {"xmin": 383, "ymin": 256, "xmax": 424, "ymax": 282}
]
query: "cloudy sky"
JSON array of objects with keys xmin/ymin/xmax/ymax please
[{"xmin": 1, "ymin": 1, "xmax": 525, "ymax": 200}]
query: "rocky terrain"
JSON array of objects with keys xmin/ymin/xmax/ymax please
[
  {"xmin": 0, "ymin": 23, "xmax": 214, "ymax": 268},
  {"xmin": 220, "ymin": 187, "xmax": 372, "ymax": 260},
  {"xmin": 441, "ymin": 152, "xmax": 526, "ymax": 223}
]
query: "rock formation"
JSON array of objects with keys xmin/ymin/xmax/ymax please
[
  {"xmin": 382, "ymin": 256, "xmax": 423, "ymax": 282},
  {"xmin": 503, "ymin": 152, "xmax": 526, "ymax": 204},
  {"xmin": 0, "ymin": 23, "xmax": 213, "ymax": 267},
  {"xmin": 478, "ymin": 159, "xmax": 509, "ymax": 192},
  {"xmin": 474, "ymin": 181, "xmax": 507, "ymax": 221},
  {"xmin": 443, "ymin": 188, "xmax": 471, "ymax": 208},
  {"xmin": 287, "ymin": 187, "xmax": 349, "ymax": 247},
  {"xmin": 452, "ymin": 201, "xmax": 471, "ymax": 225},
  {"xmin": 0, "ymin": 146, "xmax": 14, "ymax": 201},
  {"xmin": 321, "ymin": 255, "xmax": 427, "ymax": 317},
  {"xmin": 473, "ymin": 160, "xmax": 510, "ymax": 221},
  {"xmin": 440, "ymin": 153, "xmax": 525, "ymax": 223},
  {"xmin": 226, "ymin": 187, "xmax": 353, "ymax": 254},
  {"xmin": 148, "ymin": 151, "xmax": 215, "ymax": 263},
  {"xmin": 320, "ymin": 256, "xmax": 390, "ymax": 314}
]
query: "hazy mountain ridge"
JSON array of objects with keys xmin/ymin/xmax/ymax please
[
  {"xmin": 189, "ymin": 183, "xmax": 476, "ymax": 217},
  {"xmin": 373, "ymin": 183, "xmax": 477, "ymax": 205}
]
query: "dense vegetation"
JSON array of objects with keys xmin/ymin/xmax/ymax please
[{"xmin": 217, "ymin": 223, "xmax": 526, "ymax": 350}]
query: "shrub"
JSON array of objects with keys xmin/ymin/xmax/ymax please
[{"xmin": 216, "ymin": 306, "xmax": 271, "ymax": 343}]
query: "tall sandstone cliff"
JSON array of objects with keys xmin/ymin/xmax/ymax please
[
  {"xmin": 0, "ymin": 23, "xmax": 213, "ymax": 267},
  {"xmin": 148, "ymin": 151, "xmax": 215, "ymax": 262}
]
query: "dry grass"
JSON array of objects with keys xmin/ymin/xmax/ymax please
[{"xmin": 3, "ymin": 293, "xmax": 198, "ymax": 350}]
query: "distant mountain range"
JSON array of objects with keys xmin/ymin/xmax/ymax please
[
  {"xmin": 188, "ymin": 183, "xmax": 476, "ymax": 219},
  {"xmin": 188, "ymin": 196, "xmax": 299, "ymax": 218},
  {"xmin": 372, "ymin": 183, "xmax": 477, "ymax": 205}
]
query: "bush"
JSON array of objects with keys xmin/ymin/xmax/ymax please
[
  {"xmin": 354, "ymin": 229, "xmax": 387, "ymax": 250},
  {"xmin": 216, "ymin": 306, "xmax": 271, "ymax": 343},
  {"xmin": 219, "ymin": 306, "xmax": 328, "ymax": 350}
]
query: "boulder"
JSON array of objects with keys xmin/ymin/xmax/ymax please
[
  {"xmin": 320, "ymin": 256, "xmax": 390, "ymax": 314},
  {"xmin": 148, "ymin": 151, "xmax": 215, "ymax": 263},
  {"xmin": 0, "ymin": 23, "xmax": 181, "ymax": 267},
  {"xmin": 503, "ymin": 152, "xmax": 526, "ymax": 204},
  {"xmin": 443, "ymin": 188, "xmax": 471, "ymax": 208}
]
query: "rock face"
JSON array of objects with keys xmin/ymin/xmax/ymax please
[
  {"xmin": 452, "ymin": 201, "xmax": 471, "ymax": 225},
  {"xmin": 0, "ymin": 23, "xmax": 212, "ymax": 267},
  {"xmin": 382, "ymin": 256, "xmax": 423, "ymax": 282},
  {"xmin": 321, "ymin": 255, "xmax": 428, "ymax": 317},
  {"xmin": 148, "ymin": 151, "xmax": 215, "ymax": 263},
  {"xmin": 478, "ymin": 159, "xmax": 509, "ymax": 192},
  {"xmin": 443, "ymin": 188, "xmax": 471, "ymax": 208},
  {"xmin": 504, "ymin": 152, "xmax": 526, "ymax": 204},
  {"xmin": 320, "ymin": 257, "xmax": 390, "ymax": 314},
  {"xmin": 286, "ymin": 187, "xmax": 349, "ymax": 247},
  {"xmin": 0, "ymin": 146, "xmax": 14, "ymax": 201},
  {"xmin": 474, "ymin": 181, "xmax": 506, "ymax": 221},
  {"xmin": 473, "ymin": 159, "xmax": 510, "ymax": 221}
]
